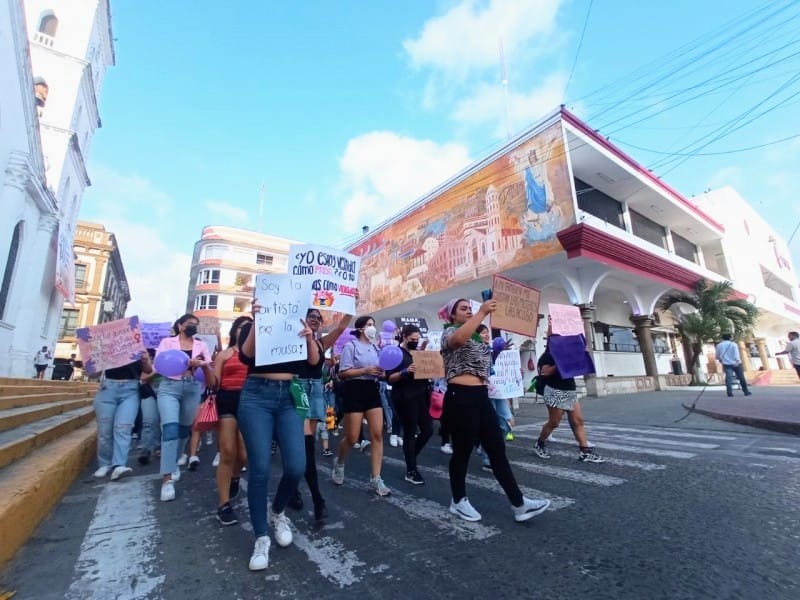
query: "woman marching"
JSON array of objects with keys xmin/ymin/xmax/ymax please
[
  {"xmin": 211, "ymin": 316, "xmax": 252, "ymax": 525},
  {"xmin": 155, "ymin": 314, "xmax": 215, "ymax": 502},
  {"xmin": 292, "ymin": 308, "xmax": 352, "ymax": 520},
  {"xmin": 236, "ymin": 303, "xmax": 319, "ymax": 571},
  {"xmin": 331, "ymin": 315, "xmax": 390, "ymax": 496},
  {"xmin": 386, "ymin": 324, "xmax": 433, "ymax": 485},
  {"xmin": 439, "ymin": 298, "xmax": 550, "ymax": 522}
]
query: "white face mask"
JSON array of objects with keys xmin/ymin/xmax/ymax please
[{"xmin": 364, "ymin": 325, "xmax": 378, "ymax": 341}]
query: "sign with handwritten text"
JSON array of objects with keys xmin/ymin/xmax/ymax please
[
  {"xmin": 76, "ymin": 316, "xmax": 147, "ymax": 375},
  {"xmin": 488, "ymin": 350, "xmax": 524, "ymax": 399},
  {"xmin": 254, "ymin": 274, "xmax": 309, "ymax": 366},
  {"xmin": 491, "ymin": 275, "xmax": 540, "ymax": 336},
  {"xmin": 410, "ymin": 350, "xmax": 445, "ymax": 380},
  {"xmin": 548, "ymin": 303, "xmax": 584, "ymax": 336},
  {"xmin": 289, "ymin": 244, "xmax": 360, "ymax": 314},
  {"xmin": 141, "ymin": 322, "xmax": 173, "ymax": 349}
]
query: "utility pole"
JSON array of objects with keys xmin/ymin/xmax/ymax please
[{"xmin": 499, "ymin": 36, "xmax": 512, "ymax": 140}]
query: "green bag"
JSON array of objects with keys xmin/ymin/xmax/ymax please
[{"xmin": 289, "ymin": 378, "xmax": 309, "ymax": 419}]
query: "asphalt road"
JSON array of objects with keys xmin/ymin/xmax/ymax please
[{"xmin": 3, "ymin": 394, "xmax": 799, "ymax": 600}]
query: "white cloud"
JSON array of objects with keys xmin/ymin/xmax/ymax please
[
  {"xmin": 204, "ymin": 200, "xmax": 248, "ymax": 224},
  {"xmin": 404, "ymin": 0, "xmax": 564, "ymax": 78},
  {"xmin": 338, "ymin": 131, "xmax": 471, "ymax": 232}
]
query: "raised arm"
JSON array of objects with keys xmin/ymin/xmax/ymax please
[
  {"xmin": 321, "ymin": 313, "xmax": 353, "ymax": 352},
  {"xmin": 445, "ymin": 300, "xmax": 497, "ymax": 349}
]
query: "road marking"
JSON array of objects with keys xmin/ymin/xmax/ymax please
[
  {"xmin": 346, "ymin": 479, "xmax": 501, "ymax": 540},
  {"xmin": 602, "ymin": 435, "xmax": 719, "ymax": 449},
  {"xmin": 589, "ymin": 425, "xmax": 737, "ymax": 441},
  {"xmin": 65, "ymin": 478, "xmax": 164, "ymax": 600},
  {"xmin": 762, "ymin": 447, "xmax": 798, "ymax": 453},
  {"xmin": 238, "ymin": 479, "xmax": 369, "ymax": 587},
  {"xmin": 514, "ymin": 432, "xmax": 696, "ymax": 459},
  {"xmin": 535, "ymin": 448, "xmax": 666, "ymax": 471},
  {"xmin": 382, "ymin": 456, "xmax": 575, "ymax": 510},
  {"xmin": 508, "ymin": 461, "xmax": 626, "ymax": 486}
]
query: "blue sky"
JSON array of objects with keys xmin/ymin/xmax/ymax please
[{"xmin": 80, "ymin": 0, "xmax": 800, "ymax": 321}]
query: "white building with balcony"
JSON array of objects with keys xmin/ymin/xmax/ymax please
[{"xmin": 186, "ymin": 227, "xmax": 297, "ymax": 345}]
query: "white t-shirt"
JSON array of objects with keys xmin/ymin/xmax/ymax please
[
  {"xmin": 34, "ymin": 350, "xmax": 51, "ymax": 365},
  {"xmin": 785, "ymin": 339, "xmax": 800, "ymax": 365}
]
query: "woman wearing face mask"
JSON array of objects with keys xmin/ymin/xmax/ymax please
[
  {"xmin": 154, "ymin": 313, "xmax": 215, "ymax": 502},
  {"xmin": 331, "ymin": 316, "xmax": 389, "ymax": 496},
  {"xmin": 439, "ymin": 298, "xmax": 550, "ymax": 523},
  {"xmin": 292, "ymin": 308, "xmax": 352, "ymax": 520},
  {"xmin": 386, "ymin": 324, "xmax": 433, "ymax": 485}
]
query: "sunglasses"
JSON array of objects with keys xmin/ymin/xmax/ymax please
[{"xmin": 306, "ymin": 314, "xmax": 323, "ymax": 321}]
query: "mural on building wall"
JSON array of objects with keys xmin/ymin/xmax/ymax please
[{"xmin": 351, "ymin": 121, "xmax": 575, "ymax": 312}]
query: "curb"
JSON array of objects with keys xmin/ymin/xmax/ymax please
[{"xmin": 681, "ymin": 403, "xmax": 800, "ymax": 435}]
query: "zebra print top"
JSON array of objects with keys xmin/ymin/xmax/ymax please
[{"xmin": 441, "ymin": 327, "xmax": 491, "ymax": 381}]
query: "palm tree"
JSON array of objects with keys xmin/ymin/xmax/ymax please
[{"xmin": 658, "ymin": 279, "xmax": 759, "ymax": 383}]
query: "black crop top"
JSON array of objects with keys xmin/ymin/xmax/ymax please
[
  {"xmin": 237, "ymin": 321, "xmax": 312, "ymax": 375},
  {"xmin": 296, "ymin": 340, "xmax": 324, "ymax": 379}
]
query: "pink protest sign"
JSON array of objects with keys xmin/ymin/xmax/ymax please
[
  {"xmin": 548, "ymin": 304, "xmax": 584, "ymax": 336},
  {"xmin": 76, "ymin": 316, "xmax": 147, "ymax": 375}
]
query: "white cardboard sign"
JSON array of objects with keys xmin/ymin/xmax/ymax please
[
  {"xmin": 289, "ymin": 244, "xmax": 360, "ymax": 315},
  {"xmin": 254, "ymin": 274, "xmax": 309, "ymax": 366}
]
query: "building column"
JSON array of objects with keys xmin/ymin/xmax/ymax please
[
  {"xmin": 738, "ymin": 340, "xmax": 752, "ymax": 371},
  {"xmin": 756, "ymin": 338, "xmax": 770, "ymax": 370},
  {"xmin": 577, "ymin": 303, "xmax": 596, "ymax": 351},
  {"xmin": 632, "ymin": 315, "xmax": 658, "ymax": 377}
]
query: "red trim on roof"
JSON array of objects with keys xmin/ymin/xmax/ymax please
[
  {"xmin": 559, "ymin": 107, "xmax": 725, "ymax": 233},
  {"xmin": 785, "ymin": 302, "xmax": 800, "ymax": 317}
]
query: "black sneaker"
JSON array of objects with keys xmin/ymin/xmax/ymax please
[
  {"xmin": 137, "ymin": 450, "xmax": 151, "ymax": 466},
  {"xmin": 404, "ymin": 470, "xmax": 425, "ymax": 485},
  {"xmin": 322, "ymin": 448, "xmax": 334, "ymax": 457},
  {"xmin": 533, "ymin": 442, "xmax": 550, "ymax": 459},
  {"xmin": 229, "ymin": 477, "xmax": 240, "ymax": 501},
  {"xmin": 288, "ymin": 490, "xmax": 303, "ymax": 510},
  {"xmin": 217, "ymin": 502, "xmax": 238, "ymax": 526},
  {"xmin": 314, "ymin": 501, "xmax": 328, "ymax": 521}
]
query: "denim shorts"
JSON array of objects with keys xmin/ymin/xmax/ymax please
[{"xmin": 297, "ymin": 378, "xmax": 325, "ymax": 420}]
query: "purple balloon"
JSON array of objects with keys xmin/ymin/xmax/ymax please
[
  {"xmin": 194, "ymin": 367, "xmax": 205, "ymax": 385},
  {"xmin": 382, "ymin": 319, "xmax": 397, "ymax": 333},
  {"xmin": 333, "ymin": 330, "xmax": 356, "ymax": 355},
  {"xmin": 493, "ymin": 337, "xmax": 507, "ymax": 352},
  {"xmin": 378, "ymin": 345, "xmax": 403, "ymax": 371},
  {"xmin": 154, "ymin": 349, "xmax": 189, "ymax": 377}
]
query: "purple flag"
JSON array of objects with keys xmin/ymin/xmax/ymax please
[{"xmin": 548, "ymin": 334, "xmax": 596, "ymax": 378}]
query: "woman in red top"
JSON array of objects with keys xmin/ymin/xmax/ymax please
[{"xmin": 212, "ymin": 316, "xmax": 252, "ymax": 525}]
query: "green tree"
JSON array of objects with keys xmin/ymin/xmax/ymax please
[{"xmin": 658, "ymin": 279, "xmax": 759, "ymax": 383}]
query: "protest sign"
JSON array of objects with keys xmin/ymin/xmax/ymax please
[
  {"xmin": 197, "ymin": 317, "xmax": 219, "ymax": 335},
  {"xmin": 488, "ymin": 350, "xmax": 524, "ymax": 399},
  {"xmin": 491, "ymin": 275, "xmax": 540, "ymax": 336},
  {"xmin": 141, "ymin": 322, "xmax": 172, "ymax": 349},
  {"xmin": 410, "ymin": 350, "xmax": 445, "ymax": 380},
  {"xmin": 547, "ymin": 334, "xmax": 596, "ymax": 378},
  {"xmin": 548, "ymin": 303, "xmax": 584, "ymax": 336},
  {"xmin": 395, "ymin": 316, "xmax": 429, "ymax": 336},
  {"xmin": 289, "ymin": 244, "xmax": 360, "ymax": 315},
  {"xmin": 76, "ymin": 316, "xmax": 147, "ymax": 375},
  {"xmin": 425, "ymin": 331, "xmax": 443, "ymax": 351},
  {"xmin": 254, "ymin": 274, "xmax": 309, "ymax": 366}
]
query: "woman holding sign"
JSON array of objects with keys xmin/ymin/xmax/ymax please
[
  {"xmin": 236, "ymin": 304, "xmax": 319, "ymax": 572},
  {"xmin": 439, "ymin": 298, "xmax": 550, "ymax": 523}
]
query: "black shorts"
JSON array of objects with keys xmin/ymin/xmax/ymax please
[
  {"xmin": 35, "ymin": 364, "xmax": 47, "ymax": 374},
  {"xmin": 216, "ymin": 388, "xmax": 241, "ymax": 418},
  {"xmin": 341, "ymin": 379, "xmax": 382, "ymax": 414}
]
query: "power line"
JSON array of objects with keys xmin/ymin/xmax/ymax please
[
  {"xmin": 564, "ymin": 0, "xmax": 594, "ymax": 98},
  {"xmin": 613, "ymin": 132, "xmax": 800, "ymax": 156}
]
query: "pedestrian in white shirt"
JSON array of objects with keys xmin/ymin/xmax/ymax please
[
  {"xmin": 775, "ymin": 331, "xmax": 800, "ymax": 380},
  {"xmin": 715, "ymin": 333, "xmax": 751, "ymax": 397}
]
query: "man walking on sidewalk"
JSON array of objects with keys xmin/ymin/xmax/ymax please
[
  {"xmin": 715, "ymin": 333, "xmax": 751, "ymax": 397},
  {"xmin": 775, "ymin": 331, "xmax": 800, "ymax": 381}
]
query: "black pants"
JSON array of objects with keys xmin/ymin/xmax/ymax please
[
  {"xmin": 444, "ymin": 384, "xmax": 522, "ymax": 505},
  {"xmin": 393, "ymin": 391, "xmax": 433, "ymax": 472}
]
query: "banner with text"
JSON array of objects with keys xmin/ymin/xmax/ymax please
[
  {"xmin": 395, "ymin": 316, "xmax": 429, "ymax": 336},
  {"xmin": 76, "ymin": 316, "xmax": 146, "ymax": 375},
  {"xmin": 491, "ymin": 275, "xmax": 540, "ymax": 337},
  {"xmin": 54, "ymin": 223, "xmax": 75, "ymax": 303},
  {"xmin": 254, "ymin": 274, "xmax": 309, "ymax": 366},
  {"xmin": 488, "ymin": 350, "xmax": 524, "ymax": 399},
  {"xmin": 289, "ymin": 244, "xmax": 360, "ymax": 315},
  {"xmin": 141, "ymin": 322, "xmax": 173, "ymax": 349},
  {"xmin": 548, "ymin": 303, "xmax": 584, "ymax": 336},
  {"xmin": 410, "ymin": 350, "xmax": 445, "ymax": 379}
]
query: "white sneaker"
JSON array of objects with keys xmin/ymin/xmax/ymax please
[
  {"xmin": 172, "ymin": 468, "xmax": 181, "ymax": 482},
  {"xmin": 177, "ymin": 453, "xmax": 188, "ymax": 467},
  {"xmin": 389, "ymin": 434, "xmax": 399, "ymax": 447},
  {"xmin": 449, "ymin": 497, "xmax": 481, "ymax": 521},
  {"xmin": 513, "ymin": 496, "xmax": 551, "ymax": 522},
  {"xmin": 110, "ymin": 466, "xmax": 132, "ymax": 481},
  {"xmin": 212, "ymin": 452, "xmax": 220, "ymax": 467},
  {"xmin": 188, "ymin": 455, "xmax": 200, "ymax": 470},
  {"xmin": 269, "ymin": 507, "xmax": 293, "ymax": 547},
  {"xmin": 352, "ymin": 442, "xmax": 361, "ymax": 450},
  {"xmin": 360, "ymin": 440, "xmax": 371, "ymax": 452},
  {"xmin": 160, "ymin": 480, "xmax": 176, "ymax": 502},
  {"xmin": 93, "ymin": 465, "xmax": 111, "ymax": 478},
  {"xmin": 370, "ymin": 475, "xmax": 391, "ymax": 497},
  {"xmin": 249, "ymin": 536, "xmax": 270, "ymax": 571},
  {"xmin": 398, "ymin": 437, "xmax": 404, "ymax": 447},
  {"xmin": 440, "ymin": 443, "xmax": 453, "ymax": 455},
  {"xmin": 331, "ymin": 458, "xmax": 345, "ymax": 485}
]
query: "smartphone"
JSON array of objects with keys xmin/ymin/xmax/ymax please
[{"xmin": 481, "ymin": 288, "xmax": 493, "ymax": 301}]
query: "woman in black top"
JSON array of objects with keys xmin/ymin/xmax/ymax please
[
  {"xmin": 532, "ymin": 330, "xmax": 604, "ymax": 463},
  {"xmin": 386, "ymin": 324, "xmax": 433, "ymax": 485}
]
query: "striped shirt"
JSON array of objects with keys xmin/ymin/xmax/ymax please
[{"xmin": 441, "ymin": 327, "xmax": 491, "ymax": 381}]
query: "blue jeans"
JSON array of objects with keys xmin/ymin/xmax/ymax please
[
  {"xmin": 380, "ymin": 381, "xmax": 402, "ymax": 435},
  {"xmin": 157, "ymin": 377, "xmax": 202, "ymax": 475},
  {"xmin": 94, "ymin": 379, "xmax": 140, "ymax": 467},
  {"xmin": 298, "ymin": 378, "xmax": 325, "ymax": 421},
  {"xmin": 237, "ymin": 377, "xmax": 306, "ymax": 538},
  {"xmin": 140, "ymin": 395, "xmax": 161, "ymax": 452},
  {"xmin": 491, "ymin": 397, "xmax": 513, "ymax": 436},
  {"xmin": 723, "ymin": 364, "xmax": 750, "ymax": 396}
]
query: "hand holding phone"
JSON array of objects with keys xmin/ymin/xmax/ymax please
[{"xmin": 481, "ymin": 288, "xmax": 493, "ymax": 301}]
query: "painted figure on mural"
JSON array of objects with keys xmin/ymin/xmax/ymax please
[{"xmin": 523, "ymin": 146, "xmax": 561, "ymax": 243}]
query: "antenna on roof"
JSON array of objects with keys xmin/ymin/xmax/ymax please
[{"xmin": 499, "ymin": 36, "xmax": 512, "ymax": 140}]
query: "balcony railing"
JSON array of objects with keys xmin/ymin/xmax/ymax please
[{"xmin": 33, "ymin": 32, "xmax": 55, "ymax": 48}]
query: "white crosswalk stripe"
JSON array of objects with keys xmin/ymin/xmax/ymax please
[
  {"xmin": 513, "ymin": 432, "xmax": 696, "ymax": 459},
  {"xmin": 596, "ymin": 434, "xmax": 719, "ymax": 449},
  {"xmin": 588, "ymin": 424, "xmax": 737, "ymax": 441},
  {"xmin": 522, "ymin": 446, "xmax": 667, "ymax": 471},
  {"xmin": 508, "ymin": 460, "xmax": 626, "ymax": 486}
]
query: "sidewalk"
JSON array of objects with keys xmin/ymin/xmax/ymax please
[{"xmin": 682, "ymin": 387, "xmax": 800, "ymax": 434}]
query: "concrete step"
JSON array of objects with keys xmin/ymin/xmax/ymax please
[
  {"xmin": 0, "ymin": 406, "xmax": 95, "ymax": 469},
  {"xmin": 0, "ymin": 390, "xmax": 94, "ymax": 411},
  {"xmin": 0, "ymin": 421, "xmax": 96, "ymax": 565},
  {"xmin": 0, "ymin": 377, "xmax": 96, "ymax": 387},
  {"xmin": 0, "ymin": 398, "xmax": 93, "ymax": 433}
]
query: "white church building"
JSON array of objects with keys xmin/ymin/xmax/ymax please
[{"xmin": 0, "ymin": 0, "xmax": 114, "ymax": 377}]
